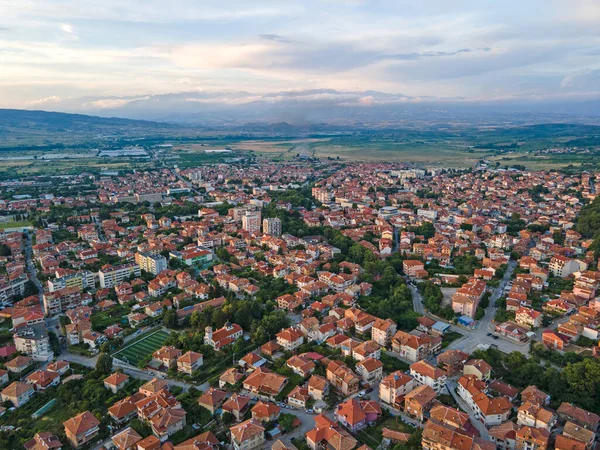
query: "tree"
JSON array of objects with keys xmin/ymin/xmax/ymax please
[
  {"xmin": 0, "ymin": 244, "xmax": 11, "ymax": 257},
  {"xmin": 96, "ymin": 352, "xmax": 113, "ymax": 374},
  {"xmin": 279, "ymin": 413, "xmax": 296, "ymax": 432},
  {"xmin": 221, "ymin": 411, "xmax": 234, "ymax": 426},
  {"xmin": 163, "ymin": 309, "xmax": 177, "ymax": 329}
]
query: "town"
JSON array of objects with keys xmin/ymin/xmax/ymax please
[{"xmin": 0, "ymin": 159, "xmax": 599, "ymax": 450}]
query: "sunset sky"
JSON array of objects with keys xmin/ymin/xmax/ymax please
[{"xmin": 2, "ymin": 0, "xmax": 599, "ymax": 110}]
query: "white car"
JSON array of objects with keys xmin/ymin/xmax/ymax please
[{"xmin": 358, "ymin": 391, "xmax": 366, "ymax": 397}]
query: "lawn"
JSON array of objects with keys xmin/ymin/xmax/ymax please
[
  {"xmin": 0, "ymin": 220, "xmax": 33, "ymax": 229},
  {"xmin": 357, "ymin": 416, "xmax": 416, "ymax": 447},
  {"xmin": 91, "ymin": 305, "xmax": 130, "ymax": 331},
  {"xmin": 112, "ymin": 329, "xmax": 170, "ymax": 366}
]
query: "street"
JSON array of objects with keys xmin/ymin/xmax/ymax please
[{"xmin": 408, "ymin": 261, "xmax": 531, "ymax": 355}]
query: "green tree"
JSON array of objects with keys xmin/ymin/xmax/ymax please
[
  {"xmin": 163, "ymin": 309, "xmax": 177, "ymax": 329},
  {"xmin": 96, "ymin": 352, "xmax": 113, "ymax": 374}
]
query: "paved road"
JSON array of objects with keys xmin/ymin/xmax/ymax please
[
  {"xmin": 408, "ymin": 261, "xmax": 530, "ymax": 355},
  {"xmin": 446, "ymin": 379, "xmax": 489, "ymax": 440},
  {"xmin": 61, "ymin": 352, "xmax": 202, "ymax": 392},
  {"xmin": 24, "ymin": 231, "xmax": 44, "ymax": 306}
]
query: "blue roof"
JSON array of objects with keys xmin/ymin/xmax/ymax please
[
  {"xmin": 458, "ymin": 315, "xmax": 474, "ymax": 325},
  {"xmin": 432, "ymin": 322, "xmax": 451, "ymax": 331}
]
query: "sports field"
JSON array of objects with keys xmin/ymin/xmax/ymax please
[{"xmin": 112, "ymin": 329, "xmax": 170, "ymax": 366}]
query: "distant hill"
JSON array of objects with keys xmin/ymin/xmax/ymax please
[{"xmin": 0, "ymin": 108, "xmax": 174, "ymax": 131}]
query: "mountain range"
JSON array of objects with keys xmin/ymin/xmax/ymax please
[{"xmin": 27, "ymin": 89, "xmax": 600, "ymax": 127}]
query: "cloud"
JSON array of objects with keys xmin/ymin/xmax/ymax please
[
  {"xmin": 60, "ymin": 23, "xmax": 76, "ymax": 34},
  {"xmin": 258, "ymin": 34, "xmax": 292, "ymax": 43},
  {"xmin": 561, "ymin": 69, "xmax": 600, "ymax": 91},
  {"xmin": 25, "ymin": 95, "xmax": 61, "ymax": 106}
]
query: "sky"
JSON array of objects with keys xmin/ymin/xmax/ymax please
[{"xmin": 1, "ymin": 0, "xmax": 600, "ymax": 111}]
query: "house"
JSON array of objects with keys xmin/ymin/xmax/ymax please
[
  {"xmin": 276, "ymin": 327, "xmax": 305, "ymax": 351},
  {"xmin": 352, "ymin": 340, "xmax": 381, "ymax": 361},
  {"xmin": 335, "ymin": 398, "xmax": 382, "ymax": 432},
  {"xmin": 392, "ymin": 330, "xmax": 441, "ymax": 362},
  {"xmin": 463, "ymin": 359, "xmax": 493, "ymax": 381},
  {"xmin": 549, "ymin": 255, "xmax": 581, "ymax": 278},
  {"xmin": 379, "ymin": 371, "xmax": 415, "ymax": 409},
  {"xmin": 112, "ymin": 427, "xmax": 142, "ymax": 450},
  {"xmin": 403, "ymin": 260, "xmax": 425, "ymax": 277},
  {"xmin": 422, "ymin": 420, "xmax": 495, "ymax": 450},
  {"xmin": 355, "ymin": 357, "xmax": 384, "ymax": 383},
  {"xmin": 288, "ymin": 386, "xmax": 311, "ymax": 409},
  {"xmin": 104, "ymin": 372, "xmax": 130, "ymax": 394},
  {"xmin": 152, "ymin": 346, "xmax": 182, "ymax": 369},
  {"xmin": 517, "ymin": 401, "xmax": 557, "ymax": 431},
  {"xmin": 489, "ymin": 421, "xmax": 520, "ymax": 450},
  {"xmin": 429, "ymin": 404, "xmax": 472, "ymax": 433},
  {"xmin": 139, "ymin": 378, "xmax": 169, "ymax": 397},
  {"xmin": 542, "ymin": 330, "xmax": 568, "ymax": 351},
  {"xmin": 1, "ymin": 381, "xmax": 35, "ymax": 407},
  {"xmin": 0, "ymin": 368, "xmax": 7, "ymax": 387},
  {"xmin": 557, "ymin": 402, "xmax": 600, "ymax": 431},
  {"xmin": 198, "ymin": 388, "xmax": 226, "ymax": 414},
  {"xmin": 222, "ymin": 393, "xmax": 251, "ymax": 421},
  {"xmin": 251, "ymin": 400, "xmax": 281, "ymax": 422},
  {"xmin": 108, "ymin": 394, "xmax": 143, "ymax": 424},
  {"xmin": 174, "ymin": 431, "xmax": 220, "ymax": 450},
  {"xmin": 204, "ymin": 323, "xmax": 243, "ymax": 350},
  {"xmin": 381, "ymin": 428, "xmax": 410, "ymax": 447},
  {"xmin": 150, "ymin": 406, "xmax": 187, "ymax": 441},
  {"xmin": 371, "ymin": 318, "xmax": 397, "ymax": 347},
  {"xmin": 563, "ymin": 421, "xmax": 596, "ymax": 448},
  {"xmin": 25, "ymin": 369, "xmax": 60, "ymax": 391},
  {"xmin": 307, "ymin": 374, "xmax": 329, "ymax": 401},
  {"xmin": 286, "ymin": 354, "xmax": 316, "ymax": 377},
  {"xmin": 451, "ymin": 279, "xmax": 486, "ymax": 319},
  {"xmin": 404, "ymin": 385, "xmax": 437, "ymax": 421},
  {"xmin": 242, "ymin": 368, "xmax": 288, "ymax": 397},
  {"xmin": 437, "ymin": 349, "xmax": 469, "ymax": 376},
  {"xmin": 306, "ymin": 414, "xmax": 358, "ymax": 450},
  {"xmin": 515, "ymin": 426, "xmax": 550, "ymax": 450},
  {"xmin": 219, "ymin": 367, "xmax": 245, "ymax": 389},
  {"xmin": 239, "ymin": 352, "xmax": 267, "ymax": 373},
  {"xmin": 410, "ymin": 360, "xmax": 447, "ymax": 393},
  {"xmin": 326, "ymin": 360, "xmax": 360, "ymax": 397},
  {"xmin": 555, "ymin": 435, "xmax": 587, "ymax": 450},
  {"xmin": 230, "ymin": 419, "xmax": 265, "ymax": 450},
  {"xmin": 473, "ymin": 392, "xmax": 513, "ymax": 427},
  {"xmin": 47, "ymin": 360, "xmax": 70, "ymax": 376},
  {"xmin": 177, "ymin": 351, "xmax": 203, "ymax": 375},
  {"xmin": 521, "ymin": 385, "xmax": 550, "ymax": 406},
  {"xmin": 24, "ymin": 433, "xmax": 62, "ymax": 450},
  {"xmin": 515, "ymin": 307, "xmax": 543, "ymax": 329},
  {"xmin": 63, "ymin": 411, "xmax": 100, "ymax": 449}
]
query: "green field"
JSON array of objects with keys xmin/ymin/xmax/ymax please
[
  {"xmin": 0, "ymin": 220, "xmax": 33, "ymax": 229},
  {"xmin": 112, "ymin": 329, "xmax": 170, "ymax": 365}
]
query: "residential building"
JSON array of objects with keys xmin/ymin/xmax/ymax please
[
  {"xmin": 13, "ymin": 324, "xmax": 54, "ymax": 362},
  {"xmin": 136, "ymin": 252, "xmax": 168, "ymax": 275},
  {"xmin": 263, "ymin": 218, "xmax": 282, "ymax": 236},
  {"xmin": 63, "ymin": 411, "xmax": 100, "ymax": 449},
  {"xmin": 410, "ymin": 360, "xmax": 447, "ymax": 393},
  {"xmin": 230, "ymin": 418, "xmax": 265, "ymax": 450},
  {"xmin": 99, "ymin": 263, "xmax": 141, "ymax": 288}
]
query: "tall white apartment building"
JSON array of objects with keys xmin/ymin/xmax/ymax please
[
  {"xmin": 99, "ymin": 263, "xmax": 141, "ymax": 288},
  {"xmin": 262, "ymin": 218, "xmax": 282, "ymax": 236},
  {"xmin": 136, "ymin": 252, "xmax": 167, "ymax": 275},
  {"xmin": 242, "ymin": 210, "xmax": 262, "ymax": 234}
]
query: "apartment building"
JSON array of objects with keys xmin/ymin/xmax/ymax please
[
  {"xmin": 99, "ymin": 263, "xmax": 141, "ymax": 288},
  {"xmin": 136, "ymin": 252, "xmax": 168, "ymax": 275}
]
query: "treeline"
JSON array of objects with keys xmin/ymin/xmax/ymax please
[
  {"xmin": 576, "ymin": 195, "xmax": 600, "ymax": 258},
  {"xmin": 471, "ymin": 347, "xmax": 600, "ymax": 414}
]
